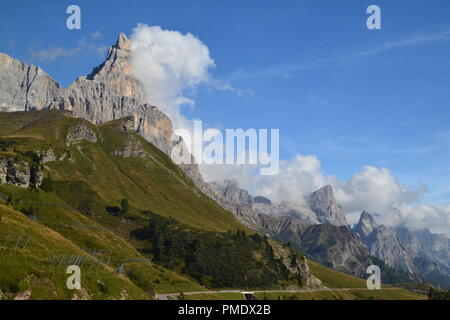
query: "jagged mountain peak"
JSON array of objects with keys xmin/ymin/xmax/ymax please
[
  {"xmin": 116, "ymin": 33, "xmax": 132, "ymax": 51},
  {"xmin": 354, "ymin": 210, "xmax": 378, "ymax": 239},
  {"xmin": 307, "ymin": 185, "xmax": 348, "ymax": 226},
  {"xmin": 312, "ymin": 185, "xmax": 334, "ymax": 197},
  {"xmin": 359, "ymin": 210, "xmax": 378, "ymax": 228},
  {"xmin": 88, "ymin": 33, "xmax": 135, "ymax": 81}
]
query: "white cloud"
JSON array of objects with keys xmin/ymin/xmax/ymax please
[
  {"xmin": 207, "ymin": 155, "xmax": 335, "ymax": 206},
  {"xmin": 129, "ymin": 24, "xmax": 251, "ymax": 133},
  {"xmin": 130, "ymin": 24, "xmax": 215, "ymax": 131},
  {"xmin": 30, "ymin": 38, "xmax": 107, "ymax": 63},
  {"xmin": 30, "ymin": 47, "xmax": 80, "ymax": 62},
  {"xmin": 335, "ymin": 166, "xmax": 426, "ymax": 225},
  {"xmin": 90, "ymin": 30, "xmax": 103, "ymax": 40},
  {"xmin": 200, "ymin": 163, "xmax": 258, "ymax": 189},
  {"xmin": 394, "ymin": 203, "xmax": 450, "ymax": 235},
  {"xmin": 220, "ymin": 153, "xmax": 449, "ymax": 235},
  {"xmin": 252, "ymin": 155, "xmax": 334, "ymax": 206}
]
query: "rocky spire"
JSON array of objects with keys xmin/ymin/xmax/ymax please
[
  {"xmin": 355, "ymin": 211, "xmax": 378, "ymax": 237},
  {"xmin": 307, "ymin": 185, "xmax": 348, "ymax": 226},
  {"xmin": 116, "ymin": 33, "xmax": 132, "ymax": 51}
]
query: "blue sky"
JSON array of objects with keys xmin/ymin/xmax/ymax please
[{"xmin": 1, "ymin": 0, "xmax": 450, "ymax": 206}]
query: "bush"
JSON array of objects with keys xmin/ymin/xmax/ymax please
[
  {"xmin": 126, "ymin": 268, "xmax": 154, "ymax": 295},
  {"xmin": 120, "ymin": 199, "xmax": 130, "ymax": 213}
]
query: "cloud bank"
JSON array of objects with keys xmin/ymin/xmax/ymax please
[
  {"xmin": 212, "ymin": 154, "xmax": 448, "ymax": 235},
  {"xmin": 30, "ymin": 37, "xmax": 107, "ymax": 63}
]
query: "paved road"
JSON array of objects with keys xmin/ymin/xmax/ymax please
[{"xmin": 155, "ymin": 287, "xmax": 405, "ymax": 300}]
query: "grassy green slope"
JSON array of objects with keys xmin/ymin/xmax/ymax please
[
  {"xmin": 308, "ymin": 260, "xmax": 367, "ymax": 288},
  {"xmin": 0, "ymin": 187, "xmax": 205, "ymax": 297},
  {"xmin": 0, "ymin": 110, "xmax": 244, "ymax": 233},
  {"xmin": 0, "ymin": 203, "xmax": 148, "ymax": 299}
]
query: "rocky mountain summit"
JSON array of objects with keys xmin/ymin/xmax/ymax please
[{"xmin": 308, "ymin": 186, "xmax": 348, "ymax": 226}]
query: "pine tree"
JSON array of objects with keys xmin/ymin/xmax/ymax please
[{"xmin": 40, "ymin": 175, "xmax": 53, "ymax": 192}]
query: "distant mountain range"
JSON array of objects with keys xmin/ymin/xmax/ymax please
[{"xmin": 213, "ymin": 179, "xmax": 450, "ymax": 288}]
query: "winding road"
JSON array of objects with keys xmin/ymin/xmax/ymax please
[{"xmin": 155, "ymin": 287, "xmax": 414, "ymax": 300}]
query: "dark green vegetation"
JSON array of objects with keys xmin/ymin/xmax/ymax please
[{"xmin": 133, "ymin": 213, "xmax": 290, "ymax": 288}]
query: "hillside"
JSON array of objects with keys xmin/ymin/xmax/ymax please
[
  {"xmin": 0, "ymin": 110, "xmax": 245, "ymax": 232},
  {"xmin": 0, "ymin": 110, "xmax": 301, "ymax": 298},
  {"xmin": 0, "ymin": 110, "xmax": 436, "ymax": 300}
]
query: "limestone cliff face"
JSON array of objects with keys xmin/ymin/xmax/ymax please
[
  {"xmin": 253, "ymin": 185, "xmax": 348, "ymax": 227},
  {"xmin": 254, "ymin": 200, "xmax": 320, "ymax": 225},
  {"xmin": 0, "ymin": 53, "xmax": 62, "ymax": 111}
]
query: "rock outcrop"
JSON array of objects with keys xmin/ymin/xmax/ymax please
[
  {"xmin": 354, "ymin": 212, "xmax": 415, "ymax": 273},
  {"xmin": 66, "ymin": 121, "xmax": 99, "ymax": 146},
  {"xmin": 0, "ymin": 35, "xmax": 173, "ymax": 156},
  {"xmin": 0, "ymin": 156, "xmax": 43, "ymax": 188},
  {"xmin": 270, "ymin": 240, "xmax": 323, "ymax": 289},
  {"xmin": 252, "ymin": 185, "xmax": 349, "ymax": 227}
]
